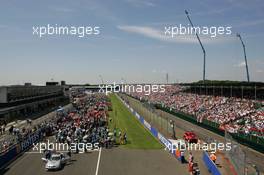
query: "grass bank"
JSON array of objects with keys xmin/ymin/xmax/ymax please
[{"xmin": 108, "ymin": 94, "xmax": 163, "ymax": 149}]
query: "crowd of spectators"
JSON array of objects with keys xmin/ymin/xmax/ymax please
[
  {"xmin": 0, "ymin": 92, "xmax": 112, "ymax": 154},
  {"xmin": 0, "ymin": 120, "xmax": 44, "ymax": 153},
  {"xmin": 52, "ymin": 93, "xmax": 113, "ymax": 151},
  {"xmin": 129, "ymin": 85, "xmax": 264, "ymax": 137}
]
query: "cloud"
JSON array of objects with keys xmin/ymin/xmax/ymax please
[
  {"xmin": 234, "ymin": 61, "xmax": 246, "ymax": 67},
  {"xmin": 125, "ymin": 0, "xmax": 156, "ymax": 7},
  {"xmin": 82, "ymin": 1, "xmax": 120, "ymax": 23},
  {"xmin": 190, "ymin": 7, "xmax": 232, "ymax": 17},
  {"xmin": 117, "ymin": 25, "xmax": 235, "ymax": 44}
]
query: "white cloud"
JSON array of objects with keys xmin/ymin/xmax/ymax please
[
  {"xmin": 117, "ymin": 25, "xmax": 235, "ymax": 44},
  {"xmin": 234, "ymin": 61, "xmax": 246, "ymax": 67},
  {"xmin": 125, "ymin": 0, "xmax": 156, "ymax": 7},
  {"xmin": 191, "ymin": 7, "xmax": 232, "ymax": 16}
]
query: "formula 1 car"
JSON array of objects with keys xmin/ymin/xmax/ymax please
[{"xmin": 183, "ymin": 131, "xmax": 198, "ymax": 143}]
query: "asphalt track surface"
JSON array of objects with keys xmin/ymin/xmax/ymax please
[
  {"xmin": 1, "ymin": 104, "xmax": 189, "ymax": 175},
  {"xmin": 2, "ymin": 146, "xmax": 190, "ymax": 175}
]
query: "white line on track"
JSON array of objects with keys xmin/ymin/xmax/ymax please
[{"xmin": 95, "ymin": 147, "xmax": 102, "ymax": 175}]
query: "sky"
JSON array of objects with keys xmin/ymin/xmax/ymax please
[{"xmin": 0, "ymin": 0, "xmax": 263, "ymax": 85}]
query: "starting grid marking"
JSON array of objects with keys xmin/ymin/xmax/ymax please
[{"xmin": 95, "ymin": 147, "xmax": 102, "ymax": 175}]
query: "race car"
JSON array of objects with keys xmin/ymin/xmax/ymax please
[
  {"xmin": 42, "ymin": 153, "xmax": 69, "ymax": 171},
  {"xmin": 183, "ymin": 131, "xmax": 198, "ymax": 143}
]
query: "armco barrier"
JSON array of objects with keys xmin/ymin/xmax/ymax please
[
  {"xmin": 0, "ymin": 130, "xmax": 43, "ymax": 169},
  {"xmin": 0, "ymin": 145, "xmax": 18, "ymax": 169},
  {"xmin": 150, "ymin": 127, "xmax": 158, "ymax": 138},
  {"xmin": 19, "ymin": 130, "xmax": 42, "ymax": 152},
  {"xmin": 203, "ymin": 151, "xmax": 221, "ymax": 175}
]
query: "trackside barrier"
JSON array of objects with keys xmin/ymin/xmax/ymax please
[
  {"xmin": 0, "ymin": 129, "xmax": 43, "ymax": 169},
  {"xmin": 203, "ymin": 151, "xmax": 221, "ymax": 175},
  {"xmin": 19, "ymin": 130, "xmax": 42, "ymax": 152},
  {"xmin": 117, "ymin": 95, "xmax": 179, "ymax": 159},
  {"xmin": 0, "ymin": 145, "xmax": 18, "ymax": 169}
]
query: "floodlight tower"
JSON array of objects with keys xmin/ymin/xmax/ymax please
[
  {"xmin": 237, "ymin": 33, "xmax": 250, "ymax": 82},
  {"xmin": 185, "ymin": 10, "xmax": 206, "ymax": 83}
]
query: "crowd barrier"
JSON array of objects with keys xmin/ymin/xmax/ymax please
[
  {"xmin": 0, "ymin": 129, "xmax": 43, "ymax": 169},
  {"xmin": 0, "ymin": 145, "xmax": 18, "ymax": 169},
  {"xmin": 203, "ymin": 152, "xmax": 221, "ymax": 175}
]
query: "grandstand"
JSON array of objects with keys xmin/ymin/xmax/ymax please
[
  {"xmin": 0, "ymin": 83, "xmax": 69, "ymax": 123},
  {"xmin": 128, "ymin": 82, "xmax": 264, "ymax": 151}
]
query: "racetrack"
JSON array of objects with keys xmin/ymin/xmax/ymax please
[
  {"xmin": 2, "ymin": 147, "xmax": 189, "ymax": 175},
  {"xmin": 1, "ymin": 95, "xmax": 190, "ymax": 175},
  {"xmin": 2, "ymin": 148, "xmax": 98, "ymax": 175}
]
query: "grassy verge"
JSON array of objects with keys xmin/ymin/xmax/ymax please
[{"xmin": 108, "ymin": 94, "xmax": 163, "ymax": 149}]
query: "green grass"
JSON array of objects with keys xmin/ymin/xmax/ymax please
[{"xmin": 108, "ymin": 94, "xmax": 163, "ymax": 149}]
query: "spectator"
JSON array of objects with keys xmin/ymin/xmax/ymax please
[
  {"xmin": 180, "ymin": 150, "xmax": 185, "ymax": 164},
  {"xmin": 188, "ymin": 161, "xmax": 194, "ymax": 175},
  {"xmin": 210, "ymin": 152, "xmax": 217, "ymax": 164},
  {"xmin": 189, "ymin": 152, "xmax": 194, "ymax": 163}
]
